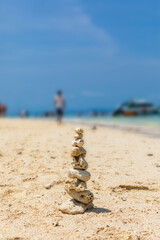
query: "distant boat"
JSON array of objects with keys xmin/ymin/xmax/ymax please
[{"xmin": 113, "ymin": 99, "xmax": 160, "ymax": 116}]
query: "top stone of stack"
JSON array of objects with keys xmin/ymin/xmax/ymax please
[
  {"xmin": 75, "ymin": 127, "xmax": 84, "ymax": 134},
  {"xmin": 74, "ymin": 127, "xmax": 84, "ymax": 139}
]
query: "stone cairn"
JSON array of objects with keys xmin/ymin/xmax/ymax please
[{"xmin": 59, "ymin": 127, "xmax": 94, "ymax": 214}]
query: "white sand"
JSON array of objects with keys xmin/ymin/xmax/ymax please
[{"xmin": 0, "ymin": 119, "xmax": 160, "ymax": 240}]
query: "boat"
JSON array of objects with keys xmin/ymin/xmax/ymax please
[{"xmin": 112, "ymin": 99, "xmax": 160, "ymax": 116}]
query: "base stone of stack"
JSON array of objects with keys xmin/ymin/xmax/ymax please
[{"xmin": 59, "ymin": 199, "xmax": 93, "ymax": 214}]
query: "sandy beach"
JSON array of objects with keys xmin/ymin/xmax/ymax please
[{"xmin": 0, "ymin": 118, "xmax": 160, "ymax": 240}]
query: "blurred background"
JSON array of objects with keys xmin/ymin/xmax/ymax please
[{"xmin": 0, "ymin": 0, "xmax": 160, "ymax": 124}]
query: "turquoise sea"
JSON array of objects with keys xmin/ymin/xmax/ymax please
[{"xmin": 64, "ymin": 115, "xmax": 160, "ymax": 138}]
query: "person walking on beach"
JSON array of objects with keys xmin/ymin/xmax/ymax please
[{"xmin": 54, "ymin": 90, "xmax": 65, "ymax": 123}]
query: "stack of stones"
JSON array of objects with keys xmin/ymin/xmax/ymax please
[{"xmin": 59, "ymin": 127, "xmax": 94, "ymax": 214}]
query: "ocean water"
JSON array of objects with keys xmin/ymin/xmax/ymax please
[{"xmin": 64, "ymin": 115, "xmax": 160, "ymax": 138}]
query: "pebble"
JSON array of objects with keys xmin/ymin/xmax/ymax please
[
  {"xmin": 45, "ymin": 182, "xmax": 53, "ymax": 189},
  {"xmin": 52, "ymin": 221, "xmax": 59, "ymax": 227},
  {"xmin": 35, "ymin": 195, "xmax": 41, "ymax": 198},
  {"xmin": 121, "ymin": 198, "xmax": 127, "ymax": 201},
  {"xmin": 74, "ymin": 133, "xmax": 83, "ymax": 139},
  {"xmin": 75, "ymin": 127, "xmax": 83, "ymax": 134}
]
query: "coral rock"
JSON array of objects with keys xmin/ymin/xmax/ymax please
[
  {"xmin": 65, "ymin": 178, "xmax": 87, "ymax": 192},
  {"xmin": 59, "ymin": 199, "xmax": 93, "ymax": 214},
  {"xmin": 71, "ymin": 147, "xmax": 86, "ymax": 157},
  {"xmin": 75, "ymin": 128, "xmax": 84, "ymax": 134},
  {"xmin": 66, "ymin": 189, "xmax": 94, "ymax": 204},
  {"xmin": 79, "ymin": 147, "xmax": 87, "ymax": 157},
  {"xmin": 68, "ymin": 168, "xmax": 91, "ymax": 182},
  {"xmin": 71, "ymin": 147, "xmax": 81, "ymax": 157},
  {"xmin": 74, "ymin": 133, "xmax": 83, "ymax": 139},
  {"xmin": 72, "ymin": 139, "xmax": 84, "ymax": 147},
  {"xmin": 71, "ymin": 156, "xmax": 88, "ymax": 170}
]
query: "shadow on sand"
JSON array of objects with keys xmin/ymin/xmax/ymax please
[{"xmin": 87, "ymin": 207, "xmax": 111, "ymax": 214}]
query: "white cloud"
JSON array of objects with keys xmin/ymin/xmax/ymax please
[{"xmin": 0, "ymin": 0, "xmax": 116, "ymax": 56}]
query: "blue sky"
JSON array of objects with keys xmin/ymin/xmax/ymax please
[{"xmin": 0, "ymin": 0, "xmax": 160, "ymax": 114}]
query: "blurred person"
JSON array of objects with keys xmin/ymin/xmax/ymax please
[
  {"xmin": 77, "ymin": 112, "xmax": 82, "ymax": 117},
  {"xmin": 20, "ymin": 109, "xmax": 29, "ymax": 118},
  {"xmin": 44, "ymin": 111, "xmax": 54, "ymax": 117},
  {"xmin": 54, "ymin": 90, "xmax": 65, "ymax": 123},
  {"xmin": 0, "ymin": 103, "xmax": 7, "ymax": 117}
]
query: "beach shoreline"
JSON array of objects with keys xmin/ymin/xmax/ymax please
[
  {"xmin": 64, "ymin": 116, "xmax": 160, "ymax": 139},
  {"xmin": 0, "ymin": 118, "xmax": 160, "ymax": 240}
]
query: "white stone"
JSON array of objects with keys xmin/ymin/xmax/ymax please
[
  {"xmin": 66, "ymin": 189, "xmax": 94, "ymax": 204},
  {"xmin": 71, "ymin": 156, "xmax": 88, "ymax": 170},
  {"xmin": 74, "ymin": 133, "xmax": 83, "ymax": 139},
  {"xmin": 75, "ymin": 128, "xmax": 84, "ymax": 134},
  {"xmin": 71, "ymin": 147, "xmax": 86, "ymax": 157},
  {"xmin": 65, "ymin": 178, "xmax": 87, "ymax": 192},
  {"xmin": 59, "ymin": 199, "xmax": 93, "ymax": 214},
  {"xmin": 68, "ymin": 168, "xmax": 91, "ymax": 182},
  {"xmin": 45, "ymin": 182, "xmax": 53, "ymax": 189},
  {"xmin": 72, "ymin": 139, "xmax": 84, "ymax": 147}
]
